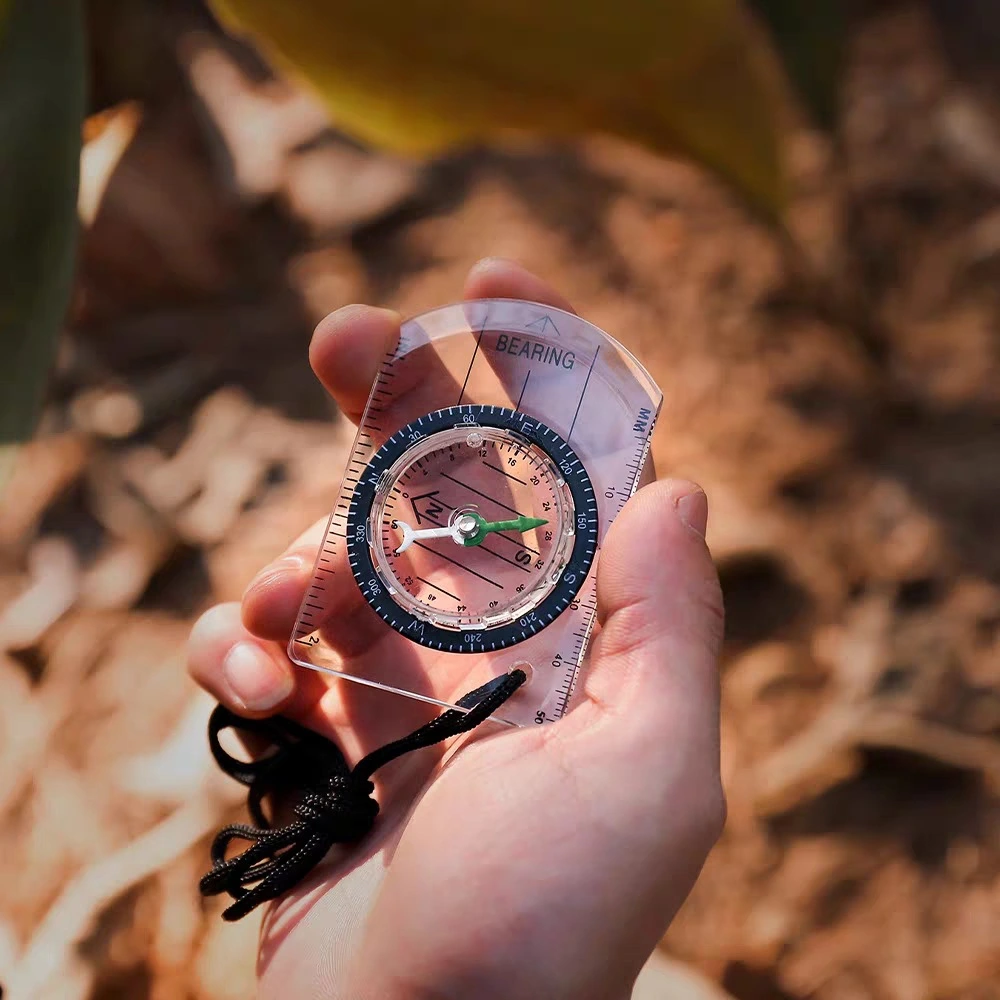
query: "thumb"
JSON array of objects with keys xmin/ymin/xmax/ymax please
[
  {"xmin": 575, "ymin": 478, "xmax": 724, "ymax": 767},
  {"xmin": 535, "ymin": 478, "xmax": 725, "ymax": 983}
]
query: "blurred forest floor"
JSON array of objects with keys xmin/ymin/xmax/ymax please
[{"xmin": 2, "ymin": 1, "xmax": 1000, "ymax": 998}]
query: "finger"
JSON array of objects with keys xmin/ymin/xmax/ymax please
[
  {"xmin": 384, "ymin": 257, "xmax": 577, "ymax": 426},
  {"xmin": 188, "ymin": 603, "xmax": 326, "ymax": 719},
  {"xmin": 514, "ymin": 478, "xmax": 725, "ymax": 982},
  {"xmin": 308, "ymin": 259, "xmax": 574, "ymax": 430},
  {"xmin": 463, "ymin": 257, "xmax": 577, "ymax": 314},
  {"xmin": 312, "ymin": 303, "xmax": 470, "ymax": 441},
  {"xmin": 310, "ymin": 306, "xmax": 400, "ymax": 424},
  {"xmin": 589, "ymin": 478, "xmax": 722, "ymax": 713},
  {"xmin": 568, "ymin": 478, "xmax": 725, "ymax": 794},
  {"xmin": 242, "ymin": 547, "xmax": 319, "ymax": 641},
  {"xmin": 242, "ymin": 509, "xmax": 398, "ymax": 656},
  {"xmin": 188, "ymin": 603, "xmax": 439, "ymax": 779}
]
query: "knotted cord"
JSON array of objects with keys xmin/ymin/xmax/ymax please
[{"xmin": 200, "ymin": 669, "xmax": 526, "ymax": 920}]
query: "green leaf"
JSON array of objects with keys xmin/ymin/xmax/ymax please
[
  {"xmin": 746, "ymin": 0, "xmax": 846, "ymax": 130},
  {"xmin": 213, "ymin": 0, "xmax": 788, "ymax": 221},
  {"xmin": 0, "ymin": 0, "xmax": 85, "ymax": 452}
]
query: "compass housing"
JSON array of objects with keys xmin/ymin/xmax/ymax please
[{"xmin": 346, "ymin": 405, "xmax": 598, "ymax": 654}]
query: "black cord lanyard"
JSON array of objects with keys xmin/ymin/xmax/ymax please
[{"xmin": 200, "ymin": 669, "xmax": 526, "ymax": 920}]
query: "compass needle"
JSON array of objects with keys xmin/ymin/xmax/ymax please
[
  {"xmin": 391, "ymin": 519, "xmax": 463, "ymax": 554},
  {"xmin": 462, "ymin": 513, "xmax": 549, "ymax": 547}
]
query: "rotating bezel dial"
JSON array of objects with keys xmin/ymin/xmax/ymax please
[{"xmin": 346, "ymin": 405, "xmax": 598, "ymax": 654}]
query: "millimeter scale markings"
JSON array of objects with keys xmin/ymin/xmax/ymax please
[{"xmin": 556, "ymin": 579, "xmax": 599, "ymax": 717}]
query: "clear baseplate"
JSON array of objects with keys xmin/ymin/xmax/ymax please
[{"xmin": 288, "ymin": 299, "xmax": 662, "ymax": 728}]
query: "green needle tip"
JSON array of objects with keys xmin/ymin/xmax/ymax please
[
  {"xmin": 462, "ymin": 513, "xmax": 548, "ymax": 547},
  {"xmin": 517, "ymin": 517, "xmax": 548, "ymax": 531}
]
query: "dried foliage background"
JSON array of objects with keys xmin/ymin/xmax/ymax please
[{"xmin": 1, "ymin": 1, "xmax": 999, "ymax": 998}]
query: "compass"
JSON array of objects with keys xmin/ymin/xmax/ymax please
[
  {"xmin": 346, "ymin": 405, "xmax": 599, "ymax": 654},
  {"xmin": 289, "ymin": 299, "xmax": 662, "ymax": 728}
]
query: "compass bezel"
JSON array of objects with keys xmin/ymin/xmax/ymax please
[{"xmin": 346, "ymin": 404, "xmax": 599, "ymax": 654}]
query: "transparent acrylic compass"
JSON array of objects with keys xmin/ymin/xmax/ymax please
[{"xmin": 289, "ymin": 299, "xmax": 662, "ymax": 728}]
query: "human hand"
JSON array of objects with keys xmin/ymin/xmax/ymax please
[{"xmin": 188, "ymin": 259, "xmax": 726, "ymax": 1000}]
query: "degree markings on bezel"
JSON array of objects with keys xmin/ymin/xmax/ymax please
[{"xmin": 346, "ymin": 405, "xmax": 598, "ymax": 654}]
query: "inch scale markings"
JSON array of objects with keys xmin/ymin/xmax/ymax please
[{"xmin": 293, "ymin": 343, "xmax": 408, "ymax": 646}]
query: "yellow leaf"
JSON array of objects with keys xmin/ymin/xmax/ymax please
[{"xmin": 212, "ymin": 0, "xmax": 787, "ymax": 220}]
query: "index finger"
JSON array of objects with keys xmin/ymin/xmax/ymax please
[
  {"xmin": 309, "ymin": 305, "xmax": 401, "ymax": 424},
  {"xmin": 309, "ymin": 259, "xmax": 579, "ymax": 427}
]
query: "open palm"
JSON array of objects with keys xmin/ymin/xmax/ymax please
[{"xmin": 188, "ymin": 260, "xmax": 725, "ymax": 1000}]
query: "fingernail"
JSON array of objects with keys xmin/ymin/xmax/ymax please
[
  {"xmin": 245, "ymin": 553, "xmax": 307, "ymax": 596},
  {"xmin": 675, "ymin": 488, "xmax": 708, "ymax": 538},
  {"xmin": 222, "ymin": 642, "xmax": 293, "ymax": 712}
]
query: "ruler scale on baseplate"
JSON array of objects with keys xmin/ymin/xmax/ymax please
[{"xmin": 289, "ymin": 299, "xmax": 662, "ymax": 728}]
